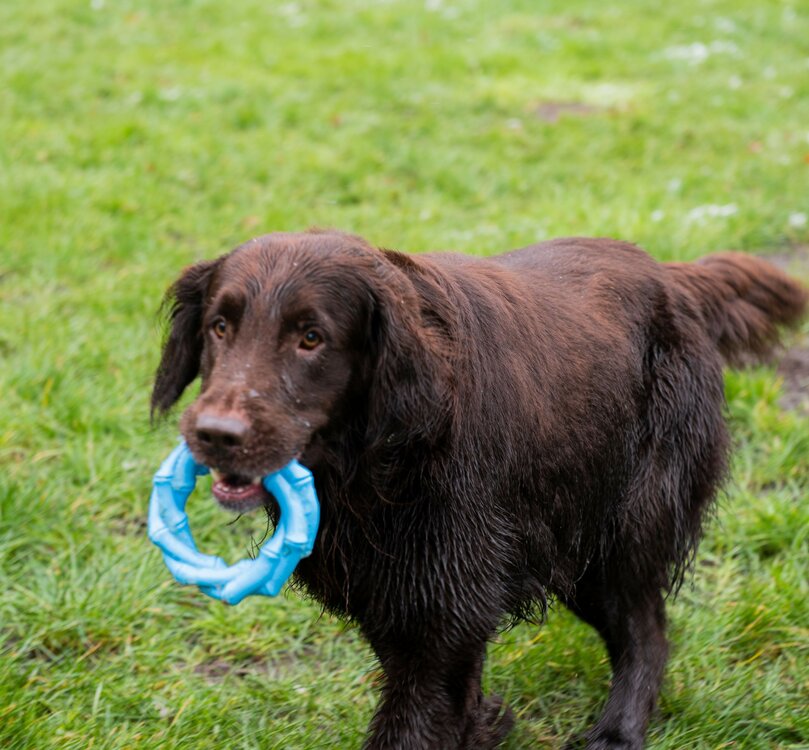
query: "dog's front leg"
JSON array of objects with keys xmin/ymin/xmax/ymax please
[{"xmin": 362, "ymin": 640, "xmax": 513, "ymax": 750}]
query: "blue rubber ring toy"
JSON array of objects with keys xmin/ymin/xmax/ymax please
[{"xmin": 147, "ymin": 440, "xmax": 320, "ymax": 605}]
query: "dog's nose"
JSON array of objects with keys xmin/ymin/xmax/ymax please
[{"xmin": 195, "ymin": 412, "xmax": 250, "ymax": 450}]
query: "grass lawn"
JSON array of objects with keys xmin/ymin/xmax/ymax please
[{"xmin": 1, "ymin": 0, "xmax": 807, "ymax": 747}]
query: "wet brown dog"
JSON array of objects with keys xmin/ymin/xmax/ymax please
[{"xmin": 152, "ymin": 230, "xmax": 807, "ymax": 749}]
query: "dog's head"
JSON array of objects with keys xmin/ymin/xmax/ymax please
[{"xmin": 152, "ymin": 230, "xmax": 450, "ymax": 511}]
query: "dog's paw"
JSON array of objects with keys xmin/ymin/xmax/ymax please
[
  {"xmin": 585, "ymin": 741, "xmax": 636, "ymax": 750},
  {"xmin": 562, "ymin": 727, "xmax": 642, "ymax": 750},
  {"xmin": 464, "ymin": 694, "xmax": 514, "ymax": 749}
]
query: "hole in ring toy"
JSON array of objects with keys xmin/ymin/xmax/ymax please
[{"xmin": 148, "ymin": 440, "xmax": 320, "ymax": 605}]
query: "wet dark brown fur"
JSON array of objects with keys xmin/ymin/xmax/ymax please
[{"xmin": 152, "ymin": 230, "xmax": 807, "ymax": 750}]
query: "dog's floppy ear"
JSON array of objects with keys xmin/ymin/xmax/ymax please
[
  {"xmin": 151, "ymin": 258, "xmax": 221, "ymax": 418},
  {"xmin": 364, "ymin": 253, "xmax": 454, "ymax": 455}
]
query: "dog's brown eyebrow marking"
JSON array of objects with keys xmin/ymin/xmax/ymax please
[
  {"xmin": 207, "ymin": 289, "xmax": 247, "ymax": 324},
  {"xmin": 265, "ymin": 262, "xmax": 335, "ymax": 320}
]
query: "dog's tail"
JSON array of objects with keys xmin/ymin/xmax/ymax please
[{"xmin": 666, "ymin": 252, "xmax": 807, "ymax": 365}]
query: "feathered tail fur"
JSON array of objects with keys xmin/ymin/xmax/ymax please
[{"xmin": 666, "ymin": 252, "xmax": 808, "ymax": 365}]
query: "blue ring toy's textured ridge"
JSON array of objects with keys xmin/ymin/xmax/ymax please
[{"xmin": 147, "ymin": 440, "xmax": 320, "ymax": 605}]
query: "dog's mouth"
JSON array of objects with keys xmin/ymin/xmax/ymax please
[{"xmin": 210, "ymin": 469, "xmax": 272, "ymax": 512}]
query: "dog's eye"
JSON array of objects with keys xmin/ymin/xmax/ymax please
[
  {"xmin": 212, "ymin": 317, "xmax": 227, "ymax": 339},
  {"xmin": 300, "ymin": 329, "xmax": 323, "ymax": 350}
]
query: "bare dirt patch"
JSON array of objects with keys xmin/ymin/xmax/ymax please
[
  {"xmin": 532, "ymin": 101, "xmax": 606, "ymax": 123},
  {"xmin": 777, "ymin": 347, "xmax": 809, "ymax": 413},
  {"xmin": 192, "ymin": 645, "xmax": 319, "ymax": 684}
]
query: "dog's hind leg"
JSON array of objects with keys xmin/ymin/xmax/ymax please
[{"xmin": 563, "ymin": 581, "xmax": 669, "ymax": 750}]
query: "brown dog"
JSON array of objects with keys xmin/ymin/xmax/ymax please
[{"xmin": 152, "ymin": 230, "xmax": 807, "ymax": 749}]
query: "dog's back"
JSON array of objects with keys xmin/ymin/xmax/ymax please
[
  {"xmin": 418, "ymin": 239, "xmax": 805, "ymax": 598},
  {"xmin": 397, "ymin": 238, "xmax": 805, "ymax": 747}
]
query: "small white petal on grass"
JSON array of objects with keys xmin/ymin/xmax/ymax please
[
  {"xmin": 685, "ymin": 204, "xmax": 738, "ymax": 224},
  {"xmin": 152, "ymin": 698, "xmax": 171, "ymax": 719},
  {"xmin": 663, "ymin": 42, "xmax": 709, "ymax": 64},
  {"xmin": 788, "ymin": 213, "xmax": 807, "ymax": 228},
  {"xmin": 582, "ymin": 81, "xmax": 638, "ymax": 107},
  {"xmin": 728, "ymin": 75, "xmax": 742, "ymax": 90},
  {"xmin": 279, "ymin": 3, "xmax": 307, "ymax": 25},
  {"xmin": 710, "ymin": 40, "xmax": 740, "ymax": 54},
  {"xmin": 667, "ymin": 178, "xmax": 683, "ymax": 193},
  {"xmin": 159, "ymin": 87, "xmax": 182, "ymax": 102},
  {"xmin": 651, "ymin": 210, "xmax": 665, "ymax": 222},
  {"xmin": 714, "ymin": 17, "xmax": 737, "ymax": 33},
  {"xmin": 662, "ymin": 40, "xmax": 740, "ymax": 65}
]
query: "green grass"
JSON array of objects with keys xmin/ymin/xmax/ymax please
[{"xmin": 1, "ymin": 0, "xmax": 807, "ymax": 747}]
